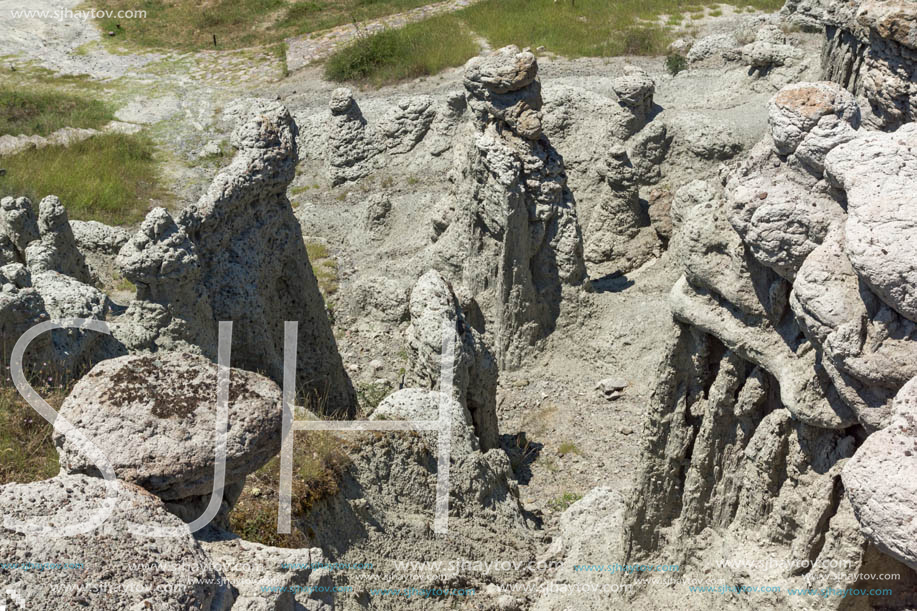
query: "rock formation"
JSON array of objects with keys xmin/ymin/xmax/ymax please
[
  {"xmin": 0, "ymin": 195, "xmax": 110, "ymax": 375},
  {"xmin": 405, "ymin": 270, "xmax": 500, "ymax": 450},
  {"xmin": 0, "ymin": 474, "xmax": 236, "ymax": 610},
  {"xmin": 431, "ymin": 46, "xmax": 587, "ymax": 369},
  {"xmin": 114, "ymin": 100, "xmax": 356, "ymax": 416},
  {"xmin": 53, "ymin": 352, "xmax": 284, "ymax": 525},
  {"xmin": 619, "ymin": 73, "xmax": 917, "ymax": 610},
  {"xmin": 819, "ymin": 0, "xmax": 917, "ymax": 129}
]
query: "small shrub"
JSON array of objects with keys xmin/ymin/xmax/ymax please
[
  {"xmin": 666, "ymin": 53, "xmax": 687, "ymax": 75},
  {"xmin": 548, "ymin": 492, "xmax": 583, "ymax": 512},
  {"xmin": 230, "ymin": 429, "xmax": 351, "ymax": 547},
  {"xmin": 557, "ymin": 441, "xmax": 582, "ymax": 457},
  {"xmin": 305, "ymin": 240, "xmax": 339, "ymax": 296},
  {"xmin": 357, "ymin": 381, "xmax": 392, "ymax": 414}
]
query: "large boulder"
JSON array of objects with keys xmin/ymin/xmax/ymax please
[
  {"xmin": 825, "ymin": 123, "xmax": 917, "ymax": 323},
  {"xmin": 843, "ymin": 377, "xmax": 917, "ymax": 570},
  {"xmin": 0, "ymin": 474, "xmax": 235, "ymax": 610},
  {"xmin": 54, "ymin": 352, "xmax": 283, "ymax": 511}
]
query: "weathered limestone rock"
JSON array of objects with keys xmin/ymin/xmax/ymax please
[
  {"xmin": 725, "ymin": 131, "xmax": 844, "ymax": 281},
  {"xmin": 0, "ymin": 195, "xmax": 108, "ymax": 374},
  {"xmin": 54, "ymin": 352, "xmax": 283, "ymax": 517},
  {"xmin": 670, "ymin": 276, "xmax": 856, "ymax": 428},
  {"xmin": 0, "ymin": 474, "xmax": 235, "ymax": 610},
  {"xmin": 197, "ymin": 527, "xmax": 333, "ymax": 611},
  {"xmin": 583, "ymin": 145, "xmax": 659, "ymax": 276},
  {"xmin": 821, "ymin": 0, "xmax": 917, "ymax": 129},
  {"xmin": 824, "ymin": 123, "xmax": 917, "ymax": 323},
  {"xmin": 405, "ymin": 270, "xmax": 500, "ymax": 450},
  {"xmin": 327, "ymin": 87, "xmax": 380, "ymax": 186},
  {"xmin": 612, "ymin": 65, "xmax": 655, "ymax": 131},
  {"xmin": 767, "ymin": 81, "xmax": 860, "ymax": 173},
  {"xmin": 432, "ymin": 46, "xmax": 586, "ymax": 370},
  {"xmin": 116, "ymin": 100, "xmax": 356, "ymax": 415},
  {"xmin": 69, "ymin": 219, "xmax": 130, "ymax": 255},
  {"xmin": 791, "ymin": 225, "xmax": 917, "ymax": 430},
  {"xmin": 843, "ymin": 377, "xmax": 917, "ymax": 570}
]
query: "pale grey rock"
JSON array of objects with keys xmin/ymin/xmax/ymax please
[
  {"xmin": 327, "ymin": 88, "xmax": 380, "ymax": 186},
  {"xmin": 406, "ymin": 270, "xmax": 499, "ymax": 450},
  {"xmin": 54, "ymin": 352, "xmax": 283, "ymax": 504},
  {"xmin": 843, "ymin": 377, "xmax": 917, "ymax": 570},
  {"xmin": 825, "ymin": 123, "xmax": 917, "ymax": 323},
  {"xmin": 725, "ymin": 139, "xmax": 843, "ymax": 280},
  {"xmin": 69, "ymin": 219, "xmax": 130, "ymax": 255},
  {"xmin": 433, "ymin": 47, "xmax": 586, "ymax": 370},
  {"xmin": 822, "ymin": 0, "xmax": 917, "ymax": 129},
  {"xmin": 670, "ymin": 275, "xmax": 856, "ymax": 428},
  {"xmin": 118, "ymin": 100, "xmax": 356, "ymax": 414},
  {"xmin": 350, "ymin": 274, "xmax": 409, "ymax": 323},
  {"xmin": 0, "ymin": 474, "xmax": 234, "ymax": 610},
  {"xmin": 533, "ymin": 487, "xmax": 628, "ymax": 611},
  {"xmin": 380, "ymin": 95, "xmax": 436, "ymax": 154},
  {"xmin": 362, "ymin": 192, "xmax": 392, "ymax": 235},
  {"xmin": 735, "ymin": 40, "xmax": 805, "ymax": 71},
  {"xmin": 371, "ymin": 388, "xmax": 480, "ymax": 459},
  {"xmin": 686, "ymin": 33, "xmax": 738, "ymax": 63},
  {"xmin": 583, "ymin": 145, "xmax": 658, "ymax": 275},
  {"xmin": 464, "ymin": 46, "xmax": 543, "ymax": 140},
  {"xmin": 197, "ymin": 527, "xmax": 333, "ymax": 611},
  {"xmin": 791, "ymin": 224, "xmax": 917, "ymax": 430},
  {"xmin": 767, "ymin": 81, "xmax": 860, "ymax": 174},
  {"xmin": 612, "ymin": 66, "xmax": 655, "ymax": 128}
]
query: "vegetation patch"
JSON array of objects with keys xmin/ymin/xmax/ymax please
[
  {"xmin": 324, "ymin": 13, "xmax": 478, "ymax": 85},
  {"xmin": 305, "ymin": 240, "xmax": 340, "ymax": 297},
  {"xmin": 326, "ymin": 0, "xmax": 783, "ymax": 85},
  {"xmin": 0, "ymin": 132, "xmax": 162, "ymax": 226},
  {"xmin": 548, "ymin": 491, "xmax": 583, "ymax": 512},
  {"xmin": 94, "ymin": 0, "xmax": 439, "ymax": 51},
  {"xmin": 229, "ymin": 429, "xmax": 351, "ymax": 547},
  {"xmin": 0, "ymin": 87, "xmax": 112, "ymax": 137},
  {"xmin": 0, "ymin": 386, "xmax": 62, "ymax": 486}
]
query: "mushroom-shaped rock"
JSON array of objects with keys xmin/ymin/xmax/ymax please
[
  {"xmin": 54, "ymin": 352, "xmax": 283, "ymax": 502},
  {"xmin": 825, "ymin": 123, "xmax": 917, "ymax": 323},
  {"xmin": 843, "ymin": 377, "xmax": 917, "ymax": 570},
  {"xmin": 0, "ymin": 474, "xmax": 234, "ymax": 610},
  {"xmin": 464, "ymin": 45, "xmax": 543, "ymax": 140}
]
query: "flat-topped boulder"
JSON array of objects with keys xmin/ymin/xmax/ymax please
[{"xmin": 54, "ymin": 351, "xmax": 283, "ymax": 502}]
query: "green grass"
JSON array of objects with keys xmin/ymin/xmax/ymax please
[
  {"xmin": 326, "ymin": 0, "xmax": 784, "ymax": 85},
  {"xmin": 230, "ymin": 429, "xmax": 350, "ymax": 547},
  {"xmin": 305, "ymin": 240, "xmax": 339, "ymax": 296},
  {"xmin": 93, "ymin": 0, "xmax": 440, "ymax": 51},
  {"xmin": 548, "ymin": 492, "xmax": 583, "ymax": 512},
  {"xmin": 557, "ymin": 441, "xmax": 583, "ymax": 457},
  {"xmin": 0, "ymin": 87, "xmax": 112, "ymax": 137},
  {"xmin": 324, "ymin": 13, "xmax": 478, "ymax": 85},
  {"xmin": 0, "ymin": 386, "xmax": 62, "ymax": 486},
  {"xmin": 0, "ymin": 133, "xmax": 162, "ymax": 225}
]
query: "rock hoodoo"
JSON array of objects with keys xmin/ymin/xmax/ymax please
[{"xmin": 432, "ymin": 46, "xmax": 587, "ymax": 370}]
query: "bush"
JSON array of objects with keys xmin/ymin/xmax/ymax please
[
  {"xmin": 324, "ymin": 13, "xmax": 479, "ymax": 85},
  {"xmin": 666, "ymin": 53, "xmax": 687, "ymax": 75}
]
